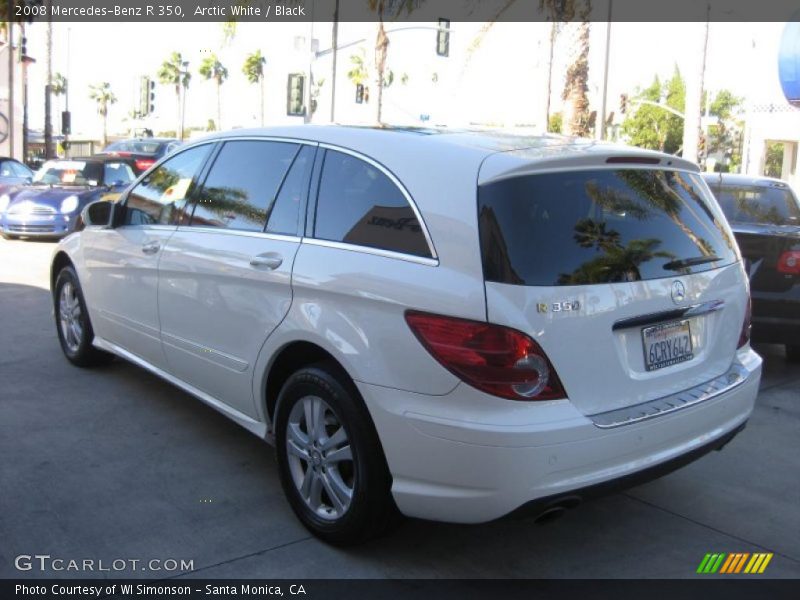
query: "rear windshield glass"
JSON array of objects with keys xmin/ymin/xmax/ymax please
[
  {"xmin": 479, "ymin": 169, "xmax": 737, "ymax": 286},
  {"xmin": 713, "ymin": 184, "xmax": 800, "ymax": 226},
  {"xmin": 105, "ymin": 141, "xmax": 161, "ymax": 154}
]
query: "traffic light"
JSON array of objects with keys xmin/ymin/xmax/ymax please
[
  {"xmin": 355, "ymin": 83, "xmax": 364, "ymax": 104},
  {"xmin": 61, "ymin": 111, "xmax": 71, "ymax": 135},
  {"xmin": 620, "ymin": 94, "xmax": 628, "ymax": 115},
  {"xmin": 436, "ymin": 18, "xmax": 450, "ymax": 57},
  {"xmin": 140, "ymin": 76, "xmax": 155, "ymax": 116}
]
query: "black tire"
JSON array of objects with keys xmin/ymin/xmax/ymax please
[
  {"xmin": 274, "ymin": 362, "xmax": 400, "ymax": 545},
  {"xmin": 786, "ymin": 345, "xmax": 800, "ymax": 363},
  {"xmin": 53, "ymin": 266, "xmax": 114, "ymax": 368}
]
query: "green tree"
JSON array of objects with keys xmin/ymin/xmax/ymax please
[
  {"xmin": 621, "ymin": 66, "xmax": 685, "ymax": 153},
  {"xmin": 199, "ymin": 54, "xmax": 228, "ymax": 131},
  {"xmin": 158, "ymin": 52, "xmax": 191, "ymax": 140},
  {"xmin": 88, "ymin": 82, "xmax": 117, "ymax": 147},
  {"xmin": 706, "ymin": 89, "xmax": 743, "ymax": 170},
  {"xmin": 51, "ymin": 73, "xmax": 67, "ymax": 132},
  {"xmin": 243, "ymin": 49, "xmax": 266, "ymax": 125},
  {"xmin": 764, "ymin": 142, "xmax": 784, "ymax": 178}
]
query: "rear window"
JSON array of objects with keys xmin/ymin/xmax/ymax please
[
  {"xmin": 713, "ymin": 184, "xmax": 800, "ymax": 226},
  {"xmin": 479, "ymin": 169, "xmax": 737, "ymax": 286}
]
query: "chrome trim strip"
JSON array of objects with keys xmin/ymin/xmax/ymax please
[
  {"xmin": 317, "ymin": 142, "xmax": 438, "ymax": 260},
  {"xmin": 173, "ymin": 226, "xmax": 301, "ymax": 243},
  {"xmin": 612, "ymin": 299, "xmax": 725, "ymax": 331},
  {"xmin": 302, "ymin": 237, "xmax": 440, "ymax": 267},
  {"xmin": 161, "ymin": 331, "xmax": 249, "ymax": 373},
  {"xmin": 589, "ymin": 362, "xmax": 749, "ymax": 428}
]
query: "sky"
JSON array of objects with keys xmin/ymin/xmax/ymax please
[{"xmin": 22, "ymin": 19, "xmax": 790, "ymax": 139}]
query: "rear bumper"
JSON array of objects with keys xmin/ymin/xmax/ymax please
[{"xmin": 359, "ymin": 347, "xmax": 761, "ymax": 524}]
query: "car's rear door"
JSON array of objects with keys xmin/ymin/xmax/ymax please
[
  {"xmin": 157, "ymin": 139, "xmax": 316, "ymax": 418},
  {"xmin": 478, "ymin": 155, "xmax": 748, "ymax": 418},
  {"xmin": 81, "ymin": 144, "xmax": 215, "ymax": 366}
]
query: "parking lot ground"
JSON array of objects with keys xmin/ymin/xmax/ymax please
[{"xmin": 1, "ymin": 237, "xmax": 799, "ymax": 579}]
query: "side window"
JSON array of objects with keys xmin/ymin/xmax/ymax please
[
  {"xmin": 314, "ymin": 150, "xmax": 432, "ymax": 258},
  {"xmin": 123, "ymin": 145, "xmax": 211, "ymax": 226},
  {"xmin": 12, "ymin": 161, "xmax": 32, "ymax": 178},
  {"xmin": 267, "ymin": 145, "xmax": 315, "ymax": 235},
  {"xmin": 0, "ymin": 161, "xmax": 14, "ymax": 177},
  {"xmin": 190, "ymin": 140, "xmax": 298, "ymax": 232},
  {"xmin": 103, "ymin": 162, "xmax": 135, "ymax": 187}
]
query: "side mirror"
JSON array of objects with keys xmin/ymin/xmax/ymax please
[{"xmin": 82, "ymin": 200, "xmax": 114, "ymax": 228}]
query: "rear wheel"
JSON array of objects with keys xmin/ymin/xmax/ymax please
[
  {"xmin": 786, "ymin": 345, "xmax": 800, "ymax": 363},
  {"xmin": 274, "ymin": 362, "xmax": 399, "ymax": 545},
  {"xmin": 54, "ymin": 266, "xmax": 114, "ymax": 367}
]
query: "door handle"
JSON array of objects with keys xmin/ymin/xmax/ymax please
[
  {"xmin": 249, "ymin": 253, "xmax": 283, "ymax": 270},
  {"xmin": 142, "ymin": 241, "xmax": 161, "ymax": 255}
]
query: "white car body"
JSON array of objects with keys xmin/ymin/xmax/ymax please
[{"xmin": 52, "ymin": 126, "xmax": 761, "ymax": 525}]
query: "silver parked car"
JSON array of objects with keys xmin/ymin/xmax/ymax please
[{"xmin": 51, "ymin": 126, "xmax": 761, "ymax": 544}]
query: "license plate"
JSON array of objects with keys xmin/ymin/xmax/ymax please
[{"xmin": 642, "ymin": 320, "xmax": 694, "ymax": 371}]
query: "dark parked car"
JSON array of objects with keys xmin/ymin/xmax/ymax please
[
  {"xmin": 0, "ymin": 156, "xmax": 34, "ymax": 188},
  {"xmin": 0, "ymin": 156, "xmax": 137, "ymax": 240},
  {"xmin": 703, "ymin": 173, "xmax": 800, "ymax": 361},
  {"xmin": 99, "ymin": 138, "xmax": 181, "ymax": 173}
]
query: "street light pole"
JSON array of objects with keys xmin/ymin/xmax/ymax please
[{"xmin": 597, "ymin": 0, "xmax": 613, "ymax": 140}]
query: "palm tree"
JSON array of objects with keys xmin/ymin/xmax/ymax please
[
  {"xmin": 199, "ymin": 54, "xmax": 228, "ymax": 131},
  {"xmin": 243, "ymin": 50, "xmax": 266, "ymax": 125},
  {"xmin": 51, "ymin": 73, "xmax": 67, "ymax": 133},
  {"xmin": 367, "ymin": 0, "xmax": 417, "ymax": 125},
  {"xmin": 158, "ymin": 52, "xmax": 191, "ymax": 139},
  {"xmin": 541, "ymin": 0, "xmax": 592, "ymax": 136},
  {"xmin": 88, "ymin": 82, "xmax": 117, "ymax": 147}
]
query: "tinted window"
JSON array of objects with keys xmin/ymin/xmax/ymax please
[
  {"xmin": 315, "ymin": 150, "xmax": 431, "ymax": 258},
  {"xmin": 267, "ymin": 145, "xmax": 315, "ymax": 235},
  {"xmin": 11, "ymin": 161, "xmax": 32, "ymax": 178},
  {"xmin": 479, "ymin": 169, "xmax": 738, "ymax": 286},
  {"xmin": 103, "ymin": 162, "xmax": 136, "ymax": 186},
  {"xmin": 123, "ymin": 145, "xmax": 211, "ymax": 226},
  {"xmin": 0, "ymin": 161, "xmax": 15, "ymax": 177},
  {"xmin": 190, "ymin": 140, "xmax": 299, "ymax": 231},
  {"xmin": 713, "ymin": 184, "xmax": 800, "ymax": 226}
]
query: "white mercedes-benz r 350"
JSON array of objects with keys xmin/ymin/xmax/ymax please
[{"xmin": 51, "ymin": 126, "xmax": 761, "ymax": 544}]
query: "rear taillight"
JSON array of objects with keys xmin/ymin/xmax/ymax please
[
  {"xmin": 738, "ymin": 296, "xmax": 752, "ymax": 349},
  {"xmin": 777, "ymin": 250, "xmax": 800, "ymax": 275},
  {"xmin": 405, "ymin": 311, "xmax": 566, "ymax": 401},
  {"xmin": 135, "ymin": 158, "xmax": 156, "ymax": 172}
]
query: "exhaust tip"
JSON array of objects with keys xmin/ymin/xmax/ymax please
[{"xmin": 533, "ymin": 497, "xmax": 582, "ymax": 524}]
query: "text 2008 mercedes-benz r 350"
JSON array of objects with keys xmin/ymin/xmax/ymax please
[{"xmin": 51, "ymin": 126, "xmax": 761, "ymax": 544}]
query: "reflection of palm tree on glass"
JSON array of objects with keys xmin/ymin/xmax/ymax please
[
  {"xmin": 560, "ymin": 218, "xmax": 674, "ymax": 285},
  {"xmin": 194, "ymin": 186, "xmax": 260, "ymax": 227}
]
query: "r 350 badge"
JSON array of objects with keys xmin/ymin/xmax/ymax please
[{"xmin": 537, "ymin": 301, "xmax": 580, "ymax": 313}]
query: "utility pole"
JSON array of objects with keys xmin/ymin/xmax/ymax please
[
  {"xmin": 683, "ymin": 6, "xmax": 710, "ymax": 164},
  {"xmin": 64, "ymin": 27, "xmax": 71, "ymax": 157},
  {"xmin": 44, "ymin": 0, "xmax": 54, "ymax": 159},
  {"xmin": 330, "ymin": 0, "xmax": 339, "ymax": 123},
  {"xmin": 597, "ymin": 0, "xmax": 613, "ymax": 140},
  {"xmin": 6, "ymin": 4, "xmax": 14, "ymax": 160}
]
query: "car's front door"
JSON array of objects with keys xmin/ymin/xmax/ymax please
[
  {"xmin": 157, "ymin": 139, "xmax": 316, "ymax": 418},
  {"xmin": 81, "ymin": 144, "xmax": 214, "ymax": 367}
]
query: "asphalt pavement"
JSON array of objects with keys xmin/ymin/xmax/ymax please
[{"xmin": 1, "ymin": 236, "xmax": 799, "ymax": 579}]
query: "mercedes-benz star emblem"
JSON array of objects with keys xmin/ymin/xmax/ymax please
[{"xmin": 671, "ymin": 280, "xmax": 686, "ymax": 304}]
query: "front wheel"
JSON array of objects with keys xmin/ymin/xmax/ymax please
[
  {"xmin": 274, "ymin": 363, "xmax": 399, "ymax": 545},
  {"xmin": 54, "ymin": 266, "xmax": 114, "ymax": 367},
  {"xmin": 786, "ymin": 345, "xmax": 800, "ymax": 363}
]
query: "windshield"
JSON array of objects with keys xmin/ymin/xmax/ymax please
[
  {"xmin": 714, "ymin": 184, "xmax": 800, "ymax": 226},
  {"xmin": 478, "ymin": 169, "xmax": 738, "ymax": 286},
  {"xmin": 33, "ymin": 161, "xmax": 102, "ymax": 186}
]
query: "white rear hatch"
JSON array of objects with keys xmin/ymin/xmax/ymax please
[{"xmin": 478, "ymin": 148, "xmax": 748, "ymax": 416}]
